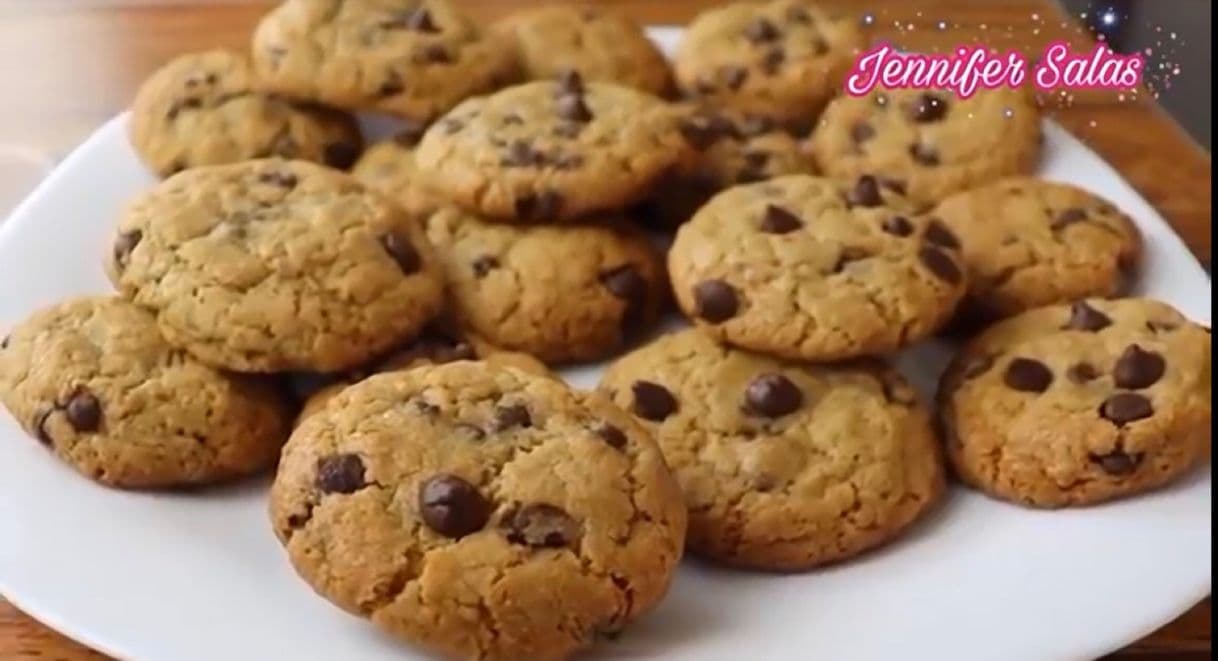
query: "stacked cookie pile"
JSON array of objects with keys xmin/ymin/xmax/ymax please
[{"xmin": 0, "ymin": 1, "xmax": 1211, "ymax": 660}]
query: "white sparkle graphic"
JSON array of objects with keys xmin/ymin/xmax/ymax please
[
  {"xmin": 1100, "ymin": 8, "xmax": 1118, "ymax": 27},
  {"xmin": 937, "ymin": 20, "xmax": 948, "ymax": 30},
  {"xmin": 862, "ymin": 13, "xmax": 875, "ymax": 26},
  {"xmin": 1003, "ymin": 108, "xmax": 1014, "ymax": 118}
]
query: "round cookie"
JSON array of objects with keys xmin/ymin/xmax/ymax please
[
  {"xmin": 0, "ymin": 296, "xmax": 289, "ymax": 488},
  {"xmin": 350, "ymin": 124, "xmax": 446, "ymax": 219},
  {"xmin": 599, "ymin": 328, "xmax": 944, "ymax": 570},
  {"xmin": 130, "ymin": 50, "xmax": 363, "ymax": 177},
  {"xmin": 809, "ymin": 86, "xmax": 1043, "ymax": 208},
  {"xmin": 424, "ymin": 206, "xmax": 666, "ymax": 364},
  {"xmin": 251, "ymin": 0, "xmax": 519, "ymax": 122},
  {"xmin": 493, "ymin": 5, "xmax": 672, "ymax": 95},
  {"xmin": 668, "ymin": 175, "xmax": 967, "ymax": 361},
  {"xmin": 939, "ymin": 298, "xmax": 1211, "ymax": 508},
  {"xmin": 674, "ymin": 0, "xmax": 865, "ymax": 131},
  {"xmin": 270, "ymin": 362, "xmax": 687, "ymax": 659},
  {"xmin": 415, "ymin": 77, "xmax": 690, "ymax": 222},
  {"xmin": 929, "ymin": 177, "xmax": 1142, "ymax": 321},
  {"xmin": 108, "ymin": 159, "xmax": 445, "ymax": 373}
]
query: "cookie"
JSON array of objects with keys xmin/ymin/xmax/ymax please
[
  {"xmin": 668, "ymin": 175, "xmax": 966, "ymax": 361},
  {"xmin": 929, "ymin": 178, "xmax": 1142, "ymax": 321},
  {"xmin": 674, "ymin": 0, "xmax": 864, "ymax": 131},
  {"xmin": 415, "ymin": 77, "xmax": 690, "ymax": 222},
  {"xmin": 642, "ymin": 105, "xmax": 817, "ymax": 228},
  {"xmin": 424, "ymin": 206, "xmax": 666, "ymax": 364},
  {"xmin": 290, "ymin": 317, "xmax": 551, "ymax": 422},
  {"xmin": 493, "ymin": 6, "xmax": 672, "ymax": 96},
  {"xmin": 108, "ymin": 159, "xmax": 445, "ymax": 373},
  {"xmin": 0, "ymin": 296, "xmax": 289, "ymax": 488},
  {"xmin": 129, "ymin": 50, "xmax": 363, "ymax": 177},
  {"xmin": 251, "ymin": 0, "xmax": 519, "ymax": 122},
  {"xmin": 809, "ymin": 86, "xmax": 1043, "ymax": 208},
  {"xmin": 599, "ymin": 328, "xmax": 944, "ymax": 570},
  {"xmin": 350, "ymin": 124, "xmax": 446, "ymax": 218},
  {"xmin": 270, "ymin": 361, "xmax": 687, "ymax": 659},
  {"xmin": 939, "ymin": 298, "xmax": 1211, "ymax": 508}
]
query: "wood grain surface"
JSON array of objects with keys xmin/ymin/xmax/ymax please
[{"xmin": 0, "ymin": 1, "xmax": 1210, "ymax": 659}]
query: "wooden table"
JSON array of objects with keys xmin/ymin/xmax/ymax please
[{"xmin": 0, "ymin": 1, "xmax": 1210, "ymax": 658}]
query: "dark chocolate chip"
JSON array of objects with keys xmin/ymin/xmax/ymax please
[
  {"xmin": 759, "ymin": 204, "xmax": 803, "ymax": 234},
  {"xmin": 907, "ymin": 93, "xmax": 948, "ymax": 122},
  {"xmin": 514, "ymin": 190, "xmax": 562, "ymax": 220},
  {"xmin": 0, "ymin": 335, "xmax": 7, "ymax": 350},
  {"xmin": 113, "ymin": 230, "xmax": 143, "ymax": 270},
  {"xmin": 742, "ymin": 150, "xmax": 770, "ymax": 169},
  {"xmin": 882, "ymin": 216, "xmax": 913, "ymax": 237},
  {"xmin": 419, "ymin": 474, "xmax": 491, "ymax": 538},
  {"xmin": 323, "ymin": 142, "xmax": 360, "ymax": 170},
  {"xmin": 492, "ymin": 404, "xmax": 532, "ymax": 431},
  {"xmin": 1067, "ymin": 362, "xmax": 1101, "ymax": 384},
  {"xmin": 596, "ymin": 423, "xmax": 627, "ymax": 449},
  {"xmin": 556, "ymin": 69, "xmax": 585, "ymax": 95},
  {"xmin": 924, "ymin": 220, "xmax": 960, "ymax": 249},
  {"xmin": 556, "ymin": 93, "xmax": 593, "ymax": 122},
  {"xmin": 1089, "ymin": 449, "xmax": 1143, "ymax": 476},
  {"xmin": 1112, "ymin": 344, "xmax": 1165, "ymax": 390},
  {"xmin": 32, "ymin": 408, "xmax": 53, "ymax": 445},
  {"xmin": 631, "ymin": 380, "xmax": 677, "ymax": 421},
  {"xmin": 850, "ymin": 122, "xmax": 876, "ymax": 144},
  {"xmin": 918, "ymin": 246, "xmax": 961, "ymax": 284},
  {"xmin": 745, "ymin": 17, "xmax": 781, "ymax": 43},
  {"xmin": 744, "ymin": 373, "xmax": 802, "ymax": 417},
  {"xmin": 1003, "ymin": 358, "xmax": 1054, "ymax": 393},
  {"xmin": 761, "ymin": 48, "xmax": 785, "ymax": 74},
  {"xmin": 378, "ymin": 76, "xmax": 404, "ymax": 97},
  {"xmin": 1051, "ymin": 207, "xmax": 1087, "ymax": 230},
  {"xmin": 501, "ymin": 139, "xmax": 546, "ymax": 167},
  {"xmin": 404, "ymin": 7, "xmax": 440, "ymax": 32},
  {"xmin": 1064, "ymin": 301, "xmax": 1112, "ymax": 332},
  {"xmin": 721, "ymin": 66, "xmax": 748, "ymax": 90},
  {"xmin": 811, "ymin": 38, "xmax": 830, "ymax": 55},
  {"xmin": 416, "ymin": 44, "xmax": 451, "ymax": 64},
  {"xmin": 846, "ymin": 175, "xmax": 883, "ymax": 207},
  {"xmin": 381, "ymin": 233, "xmax": 421, "ymax": 275},
  {"xmin": 831, "ymin": 246, "xmax": 871, "ymax": 273},
  {"xmin": 64, "ymin": 388, "xmax": 102, "ymax": 432},
  {"xmin": 909, "ymin": 143, "xmax": 941, "ymax": 166},
  {"xmin": 502, "ymin": 503, "xmax": 580, "ymax": 548},
  {"xmin": 1099, "ymin": 393, "xmax": 1153, "ymax": 426},
  {"xmin": 317, "ymin": 454, "xmax": 367, "ymax": 494},
  {"xmin": 600, "ymin": 264, "xmax": 648, "ymax": 334},
  {"xmin": 472, "ymin": 255, "xmax": 499, "ymax": 278},
  {"xmin": 693, "ymin": 280, "xmax": 738, "ymax": 322},
  {"xmin": 501, "ymin": 113, "xmax": 524, "ymax": 126},
  {"xmin": 879, "ymin": 177, "xmax": 907, "ymax": 195}
]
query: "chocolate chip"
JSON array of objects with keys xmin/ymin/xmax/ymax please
[
  {"xmin": 323, "ymin": 142, "xmax": 360, "ymax": 170},
  {"xmin": 0, "ymin": 335, "xmax": 7, "ymax": 350},
  {"xmin": 962, "ymin": 354, "xmax": 994, "ymax": 379},
  {"xmin": 744, "ymin": 373, "xmax": 802, "ymax": 417},
  {"xmin": 501, "ymin": 113, "xmax": 524, "ymax": 126},
  {"xmin": 600, "ymin": 265, "xmax": 648, "ymax": 334},
  {"xmin": 1052, "ymin": 207, "xmax": 1087, "ymax": 230},
  {"xmin": 879, "ymin": 178, "xmax": 907, "ymax": 195},
  {"xmin": 493, "ymin": 404, "xmax": 532, "ymax": 431},
  {"xmin": 405, "ymin": 7, "xmax": 439, "ymax": 32},
  {"xmin": 502, "ymin": 503, "xmax": 580, "ymax": 548},
  {"xmin": 515, "ymin": 191, "xmax": 562, "ymax": 220},
  {"xmin": 419, "ymin": 474, "xmax": 491, "ymax": 538},
  {"xmin": 924, "ymin": 220, "xmax": 960, "ymax": 249},
  {"xmin": 851, "ymin": 122, "xmax": 876, "ymax": 144},
  {"xmin": 1099, "ymin": 393, "xmax": 1153, "ymax": 425},
  {"xmin": 32, "ymin": 408, "xmax": 53, "ymax": 445},
  {"xmin": 693, "ymin": 280, "xmax": 738, "ymax": 322},
  {"xmin": 596, "ymin": 423, "xmax": 627, "ymax": 449},
  {"xmin": 258, "ymin": 171, "xmax": 297, "ymax": 189},
  {"xmin": 1004, "ymin": 358, "xmax": 1054, "ymax": 393},
  {"xmin": 745, "ymin": 17, "xmax": 781, "ymax": 42},
  {"xmin": 631, "ymin": 381, "xmax": 677, "ymax": 421},
  {"xmin": 882, "ymin": 216, "xmax": 913, "ymax": 237},
  {"xmin": 1146, "ymin": 320, "xmax": 1179, "ymax": 333},
  {"xmin": 1067, "ymin": 362, "xmax": 1101, "ymax": 384},
  {"xmin": 909, "ymin": 143, "xmax": 940, "ymax": 166},
  {"xmin": 832, "ymin": 246, "xmax": 871, "ymax": 273},
  {"xmin": 472, "ymin": 255, "xmax": 499, "ymax": 278},
  {"xmin": 907, "ymin": 93, "xmax": 948, "ymax": 122},
  {"xmin": 63, "ymin": 388, "xmax": 101, "ymax": 432},
  {"xmin": 501, "ymin": 139, "xmax": 546, "ymax": 167},
  {"xmin": 846, "ymin": 175, "xmax": 883, "ymax": 207},
  {"xmin": 743, "ymin": 150, "xmax": 770, "ymax": 169},
  {"xmin": 381, "ymin": 233, "xmax": 421, "ymax": 275},
  {"xmin": 1113, "ymin": 344, "xmax": 1165, "ymax": 389},
  {"xmin": 761, "ymin": 48, "xmax": 785, "ymax": 74},
  {"xmin": 378, "ymin": 76, "xmax": 404, "ymax": 97},
  {"xmin": 1089, "ymin": 449, "xmax": 1143, "ymax": 476},
  {"xmin": 759, "ymin": 204, "xmax": 803, "ymax": 234},
  {"xmin": 113, "ymin": 230, "xmax": 142, "ymax": 270},
  {"xmin": 556, "ymin": 69, "xmax": 585, "ymax": 95},
  {"xmin": 721, "ymin": 66, "xmax": 748, "ymax": 90},
  {"xmin": 1064, "ymin": 301, "xmax": 1112, "ymax": 332},
  {"xmin": 556, "ymin": 93, "xmax": 593, "ymax": 122},
  {"xmin": 811, "ymin": 38, "xmax": 830, "ymax": 55},
  {"xmin": 918, "ymin": 247, "xmax": 961, "ymax": 284},
  {"xmin": 317, "ymin": 454, "xmax": 367, "ymax": 494},
  {"xmin": 416, "ymin": 44, "xmax": 451, "ymax": 64}
]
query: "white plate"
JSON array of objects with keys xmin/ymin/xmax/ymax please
[{"xmin": 0, "ymin": 26, "xmax": 1211, "ymax": 661}]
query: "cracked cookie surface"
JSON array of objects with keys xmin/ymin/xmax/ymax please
[
  {"xmin": 251, "ymin": 0, "xmax": 519, "ymax": 122},
  {"xmin": 0, "ymin": 296, "xmax": 289, "ymax": 488},
  {"xmin": 270, "ymin": 361, "xmax": 687, "ymax": 660},
  {"xmin": 930, "ymin": 177, "xmax": 1142, "ymax": 321},
  {"xmin": 809, "ymin": 86, "xmax": 1042, "ymax": 208},
  {"xmin": 350, "ymin": 124, "xmax": 446, "ymax": 218},
  {"xmin": 415, "ymin": 77, "xmax": 690, "ymax": 221},
  {"xmin": 674, "ymin": 0, "xmax": 864, "ymax": 130},
  {"xmin": 108, "ymin": 159, "xmax": 445, "ymax": 373},
  {"xmin": 668, "ymin": 175, "xmax": 966, "ymax": 361},
  {"xmin": 424, "ymin": 206, "xmax": 666, "ymax": 364},
  {"xmin": 599, "ymin": 328, "xmax": 944, "ymax": 570},
  {"xmin": 129, "ymin": 50, "xmax": 363, "ymax": 177},
  {"xmin": 939, "ymin": 298, "xmax": 1211, "ymax": 508}
]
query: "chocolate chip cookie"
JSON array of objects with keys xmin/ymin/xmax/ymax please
[
  {"xmin": 668, "ymin": 175, "xmax": 966, "ymax": 361},
  {"xmin": 415, "ymin": 76, "xmax": 690, "ymax": 221},
  {"xmin": 252, "ymin": 0, "xmax": 519, "ymax": 122},
  {"xmin": 108, "ymin": 159, "xmax": 445, "ymax": 373},
  {"xmin": 930, "ymin": 177, "xmax": 1142, "ymax": 321},
  {"xmin": 674, "ymin": 0, "xmax": 864, "ymax": 131},
  {"xmin": 130, "ymin": 50, "xmax": 363, "ymax": 177},
  {"xmin": 350, "ymin": 124, "xmax": 446, "ymax": 218},
  {"xmin": 0, "ymin": 296, "xmax": 289, "ymax": 488},
  {"xmin": 939, "ymin": 298, "xmax": 1211, "ymax": 508},
  {"xmin": 809, "ymin": 86, "xmax": 1043, "ymax": 208},
  {"xmin": 599, "ymin": 329, "xmax": 944, "ymax": 570},
  {"xmin": 493, "ymin": 5, "xmax": 672, "ymax": 95},
  {"xmin": 424, "ymin": 206, "xmax": 666, "ymax": 364},
  {"xmin": 270, "ymin": 361, "xmax": 687, "ymax": 659}
]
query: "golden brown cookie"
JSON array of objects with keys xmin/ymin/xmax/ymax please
[{"xmin": 350, "ymin": 123, "xmax": 447, "ymax": 219}]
